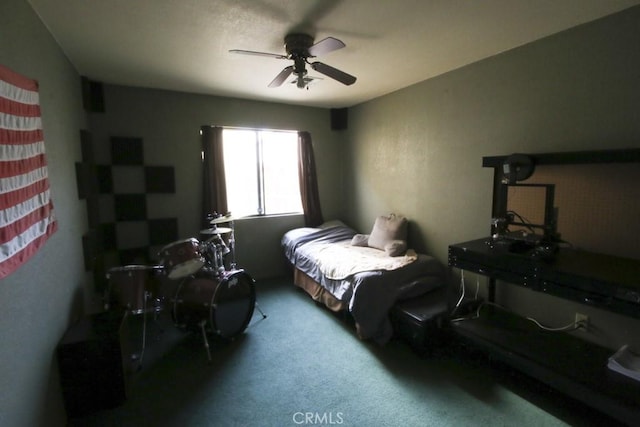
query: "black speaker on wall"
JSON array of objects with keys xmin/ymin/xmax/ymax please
[
  {"xmin": 81, "ymin": 76, "xmax": 105, "ymax": 113},
  {"xmin": 330, "ymin": 108, "xmax": 348, "ymax": 131}
]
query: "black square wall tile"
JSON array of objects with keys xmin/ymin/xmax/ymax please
[
  {"xmin": 119, "ymin": 247, "xmax": 150, "ymax": 265},
  {"xmin": 86, "ymin": 195, "xmax": 100, "ymax": 228},
  {"xmin": 148, "ymin": 218, "xmax": 178, "ymax": 245},
  {"xmin": 100, "ymin": 223, "xmax": 117, "ymax": 251},
  {"xmin": 82, "ymin": 231, "xmax": 98, "ymax": 271},
  {"xmin": 114, "ymin": 194, "xmax": 147, "ymax": 221},
  {"xmin": 96, "ymin": 165, "xmax": 113, "ymax": 194},
  {"xmin": 111, "ymin": 137, "xmax": 144, "ymax": 165},
  {"xmin": 116, "ymin": 222, "xmax": 150, "ymax": 249},
  {"xmin": 80, "ymin": 130, "xmax": 95, "ymax": 164},
  {"xmin": 75, "ymin": 162, "xmax": 98, "ymax": 199},
  {"xmin": 145, "ymin": 166, "xmax": 175, "ymax": 193}
]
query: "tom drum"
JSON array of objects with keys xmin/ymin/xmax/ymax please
[{"xmin": 159, "ymin": 238, "xmax": 205, "ymax": 279}]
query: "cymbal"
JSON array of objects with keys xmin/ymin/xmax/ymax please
[
  {"xmin": 200, "ymin": 227, "xmax": 232, "ymax": 235},
  {"xmin": 210, "ymin": 215, "xmax": 237, "ymax": 225}
]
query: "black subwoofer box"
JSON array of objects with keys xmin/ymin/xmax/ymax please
[{"xmin": 57, "ymin": 311, "xmax": 131, "ymax": 418}]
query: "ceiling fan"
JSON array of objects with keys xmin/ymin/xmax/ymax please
[{"xmin": 230, "ymin": 33, "xmax": 357, "ymax": 89}]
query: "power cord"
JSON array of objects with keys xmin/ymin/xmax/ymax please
[
  {"xmin": 451, "ymin": 300, "xmax": 504, "ymax": 323},
  {"xmin": 452, "ymin": 300, "xmax": 585, "ymax": 333},
  {"xmin": 453, "ymin": 269, "xmax": 466, "ymax": 312},
  {"xmin": 506, "ymin": 210, "xmax": 536, "ymax": 234},
  {"xmin": 525, "ymin": 316, "xmax": 582, "ymax": 332},
  {"xmin": 451, "ymin": 271, "xmax": 482, "ymax": 317}
]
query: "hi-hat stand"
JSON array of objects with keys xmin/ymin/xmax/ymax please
[
  {"xmin": 188, "ymin": 213, "xmax": 269, "ymax": 363},
  {"xmin": 208, "ymin": 213, "xmax": 267, "ymax": 319}
]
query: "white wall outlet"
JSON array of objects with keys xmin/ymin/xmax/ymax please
[{"xmin": 575, "ymin": 313, "xmax": 589, "ymax": 330}]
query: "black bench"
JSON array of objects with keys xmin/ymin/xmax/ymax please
[{"xmin": 390, "ymin": 287, "xmax": 450, "ymax": 355}]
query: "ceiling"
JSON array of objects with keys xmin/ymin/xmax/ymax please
[{"xmin": 28, "ymin": 0, "xmax": 640, "ymax": 108}]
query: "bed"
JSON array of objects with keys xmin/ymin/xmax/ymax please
[{"xmin": 281, "ymin": 215, "xmax": 446, "ymax": 344}]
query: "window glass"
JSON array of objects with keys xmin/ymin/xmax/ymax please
[{"xmin": 222, "ymin": 128, "xmax": 302, "ymax": 216}]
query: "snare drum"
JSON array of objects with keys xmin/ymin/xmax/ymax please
[
  {"xmin": 159, "ymin": 238, "xmax": 205, "ymax": 279},
  {"xmin": 106, "ymin": 265, "xmax": 163, "ymax": 314},
  {"xmin": 172, "ymin": 269, "xmax": 256, "ymax": 339}
]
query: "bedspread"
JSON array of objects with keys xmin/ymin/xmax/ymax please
[
  {"xmin": 306, "ymin": 241, "xmax": 418, "ymax": 280},
  {"xmin": 282, "ymin": 224, "xmax": 445, "ymax": 344}
]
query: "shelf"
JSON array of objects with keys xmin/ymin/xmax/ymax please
[
  {"xmin": 452, "ymin": 306, "xmax": 640, "ymax": 425},
  {"xmin": 482, "ymin": 148, "xmax": 640, "ymax": 168}
]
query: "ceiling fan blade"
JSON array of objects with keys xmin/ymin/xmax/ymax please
[
  {"xmin": 229, "ymin": 49, "xmax": 288, "ymax": 60},
  {"xmin": 310, "ymin": 62, "xmax": 356, "ymax": 86},
  {"xmin": 308, "ymin": 37, "xmax": 345, "ymax": 57},
  {"xmin": 268, "ymin": 66, "xmax": 294, "ymax": 87}
]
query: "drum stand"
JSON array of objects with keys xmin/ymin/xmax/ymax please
[
  {"xmin": 131, "ymin": 292, "xmax": 163, "ymax": 370},
  {"xmin": 221, "ymin": 220, "xmax": 267, "ymax": 320},
  {"xmin": 191, "ymin": 213, "xmax": 269, "ymax": 362},
  {"xmin": 228, "ymin": 221, "xmax": 237, "ymax": 270},
  {"xmin": 254, "ymin": 301, "xmax": 267, "ymax": 319},
  {"xmin": 199, "ymin": 319, "xmax": 213, "ymax": 363}
]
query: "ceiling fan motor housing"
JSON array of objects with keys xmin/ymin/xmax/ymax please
[{"xmin": 284, "ymin": 33, "xmax": 314, "ymax": 58}]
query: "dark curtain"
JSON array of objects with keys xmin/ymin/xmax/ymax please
[
  {"xmin": 201, "ymin": 125, "xmax": 228, "ymax": 228},
  {"xmin": 298, "ymin": 131, "xmax": 324, "ymax": 227}
]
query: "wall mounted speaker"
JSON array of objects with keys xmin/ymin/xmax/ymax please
[
  {"xmin": 330, "ymin": 108, "xmax": 348, "ymax": 131},
  {"xmin": 81, "ymin": 76, "xmax": 105, "ymax": 113}
]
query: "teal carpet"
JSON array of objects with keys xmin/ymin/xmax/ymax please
[{"xmin": 68, "ymin": 278, "xmax": 620, "ymax": 426}]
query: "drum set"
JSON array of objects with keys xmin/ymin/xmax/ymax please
[{"xmin": 105, "ymin": 213, "xmax": 266, "ymax": 364}]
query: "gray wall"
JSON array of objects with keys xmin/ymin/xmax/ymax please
[
  {"xmin": 87, "ymin": 85, "xmax": 344, "ymax": 280},
  {"xmin": 3, "ymin": 1, "xmax": 640, "ymax": 425},
  {"xmin": 0, "ymin": 1, "xmax": 88, "ymax": 426},
  {"xmin": 344, "ymin": 7, "xmax": 640, "ymax": 350}
]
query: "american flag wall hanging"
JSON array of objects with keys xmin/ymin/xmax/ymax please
[{"xmin": 0, "ymin": 64, "xmax": 57, "ymax": 278}]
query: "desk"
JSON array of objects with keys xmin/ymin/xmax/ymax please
[
  {"xmin": 448, "ymin": 238, "xmax": 640, "ymax": 319},
  {"xmin": 448, "ymin": 238, "xmax": 640, "ymax": 425}
]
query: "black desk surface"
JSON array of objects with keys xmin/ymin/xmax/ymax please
[
  {"xmin": 451, "ymin": 237, "xmax": 640, "ymax": 289},
  {"xmin": 449, "ymin": 238, "xmax": 640, "ymax": 317}
]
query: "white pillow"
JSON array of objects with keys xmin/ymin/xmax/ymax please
[
  {"xmin": 350, "ymin": 234, "xmax": 370, "ymax": 247},
  {"xmin": 367, "ymin": 214, "xmax": 408, "ymax": 253},
  {"xmin": 384, "ymin": 240, "xmax": 407, "ymax": 257}
]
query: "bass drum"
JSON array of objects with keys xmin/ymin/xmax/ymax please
[{"xmin": 173, "ymin": 269, "xmax": 256, "ymax": 339}]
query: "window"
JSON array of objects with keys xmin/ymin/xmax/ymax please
[{"xmin": 222, "ymin": 128, "xmax": 302, "ymax": 217}]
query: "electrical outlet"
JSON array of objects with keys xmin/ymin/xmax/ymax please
[{"xmin": 575, "ymin": 313, "xmax": 589, "ymax": 331}]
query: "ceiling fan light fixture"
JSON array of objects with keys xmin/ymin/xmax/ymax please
[
  {"xmin": 231, "ymin": 33, "xmax": 356, "ymax": 89},
  {"xmin": 291, "ymin": 75, "xmax": 322, "ymax": 90},
  {"xmin": 296, "ymin": 75, "xmax": 306, "ymax": 89}
]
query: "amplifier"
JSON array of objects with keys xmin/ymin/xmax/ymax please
[{"xmin": 57, "ymin": 311, "xmax": 131, "ymax": 418}]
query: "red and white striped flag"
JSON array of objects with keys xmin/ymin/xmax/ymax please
[{"xmin": 0, "ymin": 64, "xmax": 57, "ymax": 278}]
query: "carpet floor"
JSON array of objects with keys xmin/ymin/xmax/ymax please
[{"xmin": 68, "ymin": 278, "xmax": 622, "ymax": 427}]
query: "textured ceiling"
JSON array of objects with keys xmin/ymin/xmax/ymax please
[{"xmin": 28, "ymin": 0, "xmax": 640, "ymax": 108}]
